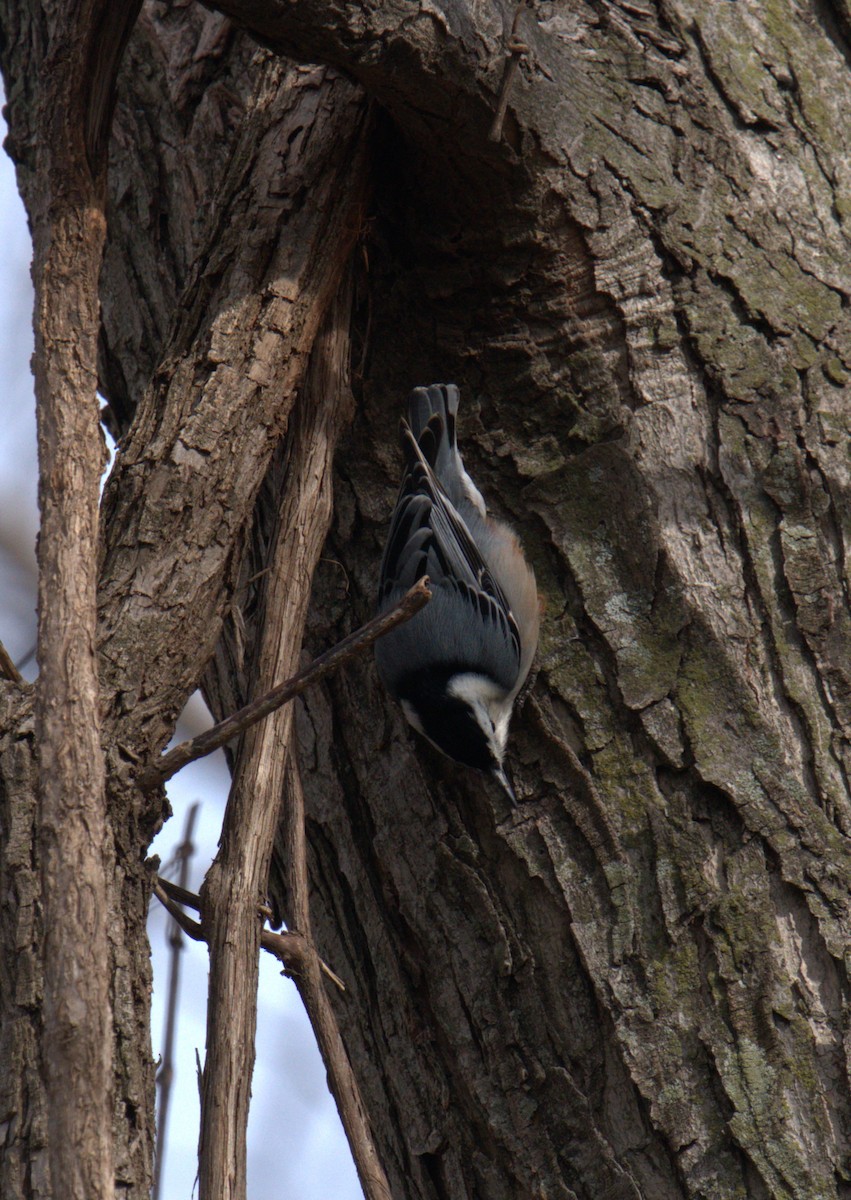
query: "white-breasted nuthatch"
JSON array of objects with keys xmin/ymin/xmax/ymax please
[{"xmin": 375, "ymin": 384, "xmax": 539, "ymax": 800}]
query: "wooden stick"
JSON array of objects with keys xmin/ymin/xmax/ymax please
[
  {"xmin": 152, "ymin": 876, "xmax": 346, "ymax": 990},
  {"xmin": 280, "ymin": 758, "xmax": 392, "ymax": 1200},
  {"xmin": 153, "ymin": 803, "xmax": 200, "ymax": 1200},
  {"xmin": 0, "ymin": 639, "xmax": 23, "ymax": 684},
  {"xmin": 139, "ymin": 577, "xmax": 430, "ymax": 789}
]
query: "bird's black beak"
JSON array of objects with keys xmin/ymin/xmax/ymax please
[{"xmin": 492, "ymin": 765, "xmax": 516, "ymax": 803}]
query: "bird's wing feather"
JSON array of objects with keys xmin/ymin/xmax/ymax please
[
  {"xmin": 407, "ymin": 384, "xmax": 486, "ymax": 519},
  {"xmin": 380, "ymin": 422, "xmax": 521, "ymax": 666}
]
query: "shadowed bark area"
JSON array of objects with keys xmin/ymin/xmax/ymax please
[{"xmin": 2, "ymin": 0, "xmax": 851, "ymax": 1197}]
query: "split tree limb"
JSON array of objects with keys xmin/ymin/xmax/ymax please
[
  {"xmin": 140, "ymin": 576, "xmax": 430, "ymax": 789},
  {"xmin": 198, "ymin": 275, "xmax": 361, "ymax": 1200}
]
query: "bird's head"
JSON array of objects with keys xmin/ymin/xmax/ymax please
[{"xmin": 399, "ymin": 669, "xmax": 517, "ymax": 801}]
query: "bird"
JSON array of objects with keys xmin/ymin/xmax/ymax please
[{"xmin": 375, "ymin": 383, "xmax": 539, "ymax": 801}]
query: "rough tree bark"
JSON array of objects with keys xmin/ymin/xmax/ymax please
[{"xmin": 2, "ymin": 1, "xmax": 851, "ymax": 1199}]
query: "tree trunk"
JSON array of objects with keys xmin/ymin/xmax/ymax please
[{"xmin": 2, "ymin": 1, "xmax": 851, "ymax": 1198}]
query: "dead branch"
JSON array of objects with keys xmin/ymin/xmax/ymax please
[
  {"xmin": 153, "ymin": 876, "xmax": 346, "ymax": 990},
  {"xmin": 197, "ymin": 274, "xmax": 360, "ymax": 1200},
  {"xmin": 280, "ymin": 756, "xmax": 393, "ymax": 1200},
  {"xmin": 140, "ymin": 576, "xmax": 430, "ymax": 789},
  {"xmin": 153, "ymin": 879, "xmax": 206, "ymax": 942},
  {"xmin": 156, "ymin": 875, "xmax": 206, "ymax": 913},
  {"xmin": 0, "ymin": 640, "xmax": 23, "ymax": 684},
  {"xmin": 153, "ymin": 802, "xmax": 200, "ymax": 1200}
]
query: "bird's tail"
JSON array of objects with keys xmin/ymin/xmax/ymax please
[
  {"xmin": 405, "ymin": 383, "xmax": 467, "ymax": 503},
  {"xmin": 407, "ymin": 383, "xmax": 459, "ymax": 450},
  {"xmin": 404, "ymin": 383, "xmax": 488, "ymax": 519}
]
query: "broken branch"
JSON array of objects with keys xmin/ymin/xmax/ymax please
[
  {"xmin": 140, "ymin": 576, "xmax": 430, "ymax": 789},
  {"xmin": 0, "ymin": 639, "xmax": 23, "ymax": 684},
  {"xmin": 153, "ymin": 875, "xmax": 346, "ymax": 991}
]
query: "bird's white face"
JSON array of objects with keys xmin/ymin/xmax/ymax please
[
  {"xmin": 446, "ymin": 672, "xmax": 512, "ymax": 763},
  {"xmin": 398, "ymin": 671, "xmax": 517, "ymax": 800}
]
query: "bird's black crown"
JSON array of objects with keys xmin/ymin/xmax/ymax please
[{"xmin": 395, "ymin": 664, "xmax": 499, "ymax": 773}]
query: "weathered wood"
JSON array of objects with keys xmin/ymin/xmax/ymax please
[
  {"xmin": 21, "ymin": 3, "xmax": 141, "ymax": 1196},
  {"xmin": 2, "ymin": 1, "xmax": 851, "ymax": 1198},
  {"xmin": 196, "ymin": 273, "xmax": 375, "ymax": 1200},
  {"xmin": 1, "ymin": 11, "xmax": 372, "ymax": 1199}
]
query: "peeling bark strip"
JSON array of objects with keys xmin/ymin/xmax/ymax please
[
  {"xmin": 199, "ymin": 278, "xmax": 362, "ymax": 1200},
  {"xmin": 97, "ymin": 58, "xmax": 371, "ymax": 762}
]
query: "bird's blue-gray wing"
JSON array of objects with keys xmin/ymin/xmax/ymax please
[{"xmin": 377, "ymin": 423, "xmax": 521, "ymax": 693}]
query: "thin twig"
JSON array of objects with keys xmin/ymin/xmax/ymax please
[
  {"xmin": 156, "ymin": 875, "xmax": 203, "ymax": 911},
  {"xmin": 154, "ymin": 803, "xmax": 200, "ymax": 1200},
  {"xmin": 281, "ymin": 758, "xmax": 392, "ymax": 1200},
  {"xmin": 140, "ymin": 576, "xmax": 431, "ymax": 790},
  {"xmin": 0, "ymin": 639, "xmax": 24, "ymax": 684},
  {"xmin": 261, "ymin": 928, "xmax": 347, "ymax": 992},
  {"xmin": 152, "ymin": 876, "xmax": 346, "ymax": 991},
  {"xmin": 153, "ymin": 880, "xmax": 205, "ymax": 941},
  {"xmin": 488, "ymin": 0, "xmax": 531, "ymax": 142}
]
